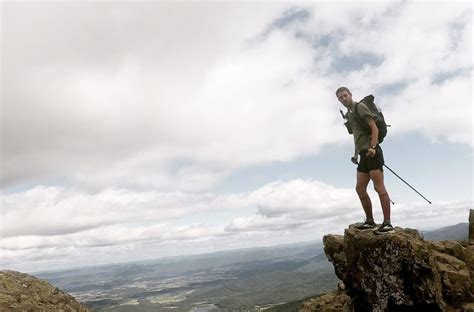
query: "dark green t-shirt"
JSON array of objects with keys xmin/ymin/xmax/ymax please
[{"xmin": 348, "ymin": 101, "xmax": 375, "ymax": 153}]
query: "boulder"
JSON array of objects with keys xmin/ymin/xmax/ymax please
[
  {"xmin": 0, "ymin": 270, "xmax": 91, "ymax": 312},
  {"xmin": 318, "ymin": 224, "xmax": 474, "ymax": 312}
]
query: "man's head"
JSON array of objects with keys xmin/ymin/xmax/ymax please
[{"xmin": 335, "ymin": 87, "xmax": 352, "ymax": 108}]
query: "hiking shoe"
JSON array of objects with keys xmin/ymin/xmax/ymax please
[
  {"xmin": 374, "ymin": 222, "xmax": 394, "ymax": 235},
  {"xmin": 355, "ymin": 220, "xmax": 376, "ymax": 230}
]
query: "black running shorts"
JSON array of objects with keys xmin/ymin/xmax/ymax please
[{"xmin": 357, "ymin": 145, "xmax": 384, "ymax": 173}]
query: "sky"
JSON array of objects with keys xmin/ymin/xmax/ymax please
[{"xmin": 1, "ymin": 1, "xmax": 473, "ymax": 273}]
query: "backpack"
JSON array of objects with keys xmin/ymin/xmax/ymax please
[{"xmin": 353, "ymin": 95, "xmax": 388, "ymax": 143}]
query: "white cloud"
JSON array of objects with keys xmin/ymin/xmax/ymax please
[
  {"xmin": 1, "ymin": 2, "xmax": 472, "ymax": 272},
  {"xmin": 392, "ymin": 200, "xmax": 473, "ymax": 230},
  {"xmin": 0, "ymin": 186, "xmax": 244, "ymax": 238},
  {"xmin": 2, "ymin": 2, "xmax": 472, "ymax": 191},
  {"xmin": 306, "ymin": 2, "xmax": 473, "ymax": 145},
  {"xmin": 1, "ymin": 178, "xmax": 471, "ymax": 272},
  {"xmin": 1, "ymin": 2, "xmax": 291, "ymax": 190},
  {"xmin": 250, "ymin": 179, "xmax": 356, "ymax": 218},
  {"xmin": 385, "ymin": 74, "xmax": 472, "ymax": 144},
  {"xmin": 1, "ymin": 179, "xmax": 355, "ymax": 240}
]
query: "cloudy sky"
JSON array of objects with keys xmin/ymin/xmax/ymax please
[{"xmin": 1, "ymin": 1, "xmax": 472, "ymax": 273}]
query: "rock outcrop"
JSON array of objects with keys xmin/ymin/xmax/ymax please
[
  {"xmin": 0, "ymin": 270, "xmax": 91, "ymax": 312},
  {"xmin": 301, "ymin": 282, "xmax": 350, "ymax": 312},
  {"xmin": 470, "ymin": 209, "xmax": 474, "ymax": 243},
  {"xmin": 304, "ymin": 224, "xmax": 474, "ymax": 312}
]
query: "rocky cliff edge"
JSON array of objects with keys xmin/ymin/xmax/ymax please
[{"xmin": 302, "ymin": 224, "xmax": 474, "ymax": 312}]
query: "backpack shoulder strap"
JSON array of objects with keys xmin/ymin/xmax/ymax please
[
  {"xmin": 353, "ymin": 102, "xmax": 371, "ymax": 134},
  {"xmin": 353, "ymin": 102, "xmax": 370, "ymax": 132}
]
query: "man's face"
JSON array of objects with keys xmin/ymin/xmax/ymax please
[{"xmin": 337, "ymin": 90, "xmax": 352, "ymax": 108}]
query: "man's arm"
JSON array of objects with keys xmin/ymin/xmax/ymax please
[
  {"xmin": 351, "ymin": 147, "xmax": 358, "ymax": 164},
  {"xmin": 367, "ymin": 119, "xmax": 378, "ymax": 157},
  {"xmin": 368, "ymin": 119, "xmax": 379, "ymax": 147}
]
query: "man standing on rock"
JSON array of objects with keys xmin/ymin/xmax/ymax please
[{"xmin": 336, "ymin": 87, "xmax": 393, "ymax": 234}]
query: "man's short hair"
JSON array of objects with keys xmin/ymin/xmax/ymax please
[{"xmin": 335, "ymin": 87, "xmax": 351, "ymax": 96}]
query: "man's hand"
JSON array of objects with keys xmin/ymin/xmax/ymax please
[
  {"xmin": 351, "ymin": 155, "xmax": 358, "ymax": 164},
  {"xmin": 366, "ymin": 147, "xmax": 376, "ymax": 158}
]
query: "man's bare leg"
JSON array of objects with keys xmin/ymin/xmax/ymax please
[
  {"xmin": 356, "ymin": 171, "xmax": 374, "ymax": 222},
  {"xmin": 369, "ymin": 169, "xmax": 391, "ymax": 222}
]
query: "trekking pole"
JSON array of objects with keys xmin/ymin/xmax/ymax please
[{"xmin": 383, "ymin": 164, "xmax": 432, "ymax": 204}]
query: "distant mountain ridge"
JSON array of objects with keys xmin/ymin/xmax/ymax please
[{"xmin": 421, "ymin": 222, "xmax": 468, "ymax": 241}]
